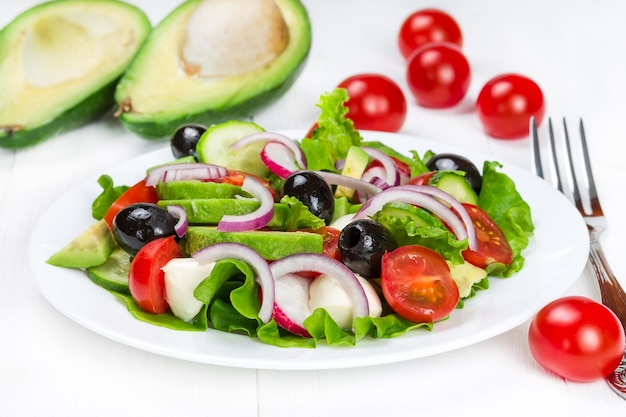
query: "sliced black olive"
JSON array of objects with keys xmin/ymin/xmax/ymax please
[
  {"xmin": 112, "ymin": 203, "xmax": 177, "ymax": 255},
  {"xmin": 338, "ymin": 219, "xmax": 397, "ymax": 279},
  {"xmin": 170, "ymin": 123, "xmax": 206, "ymax": 159},
  {"xmin": 283, "ymin": 170, "xmax": 334, "ymax": 225}
]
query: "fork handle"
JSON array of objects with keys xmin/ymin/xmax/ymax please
[{"xmin": 588, "ymin": 239, "xmax": 626, "ymax": 335}]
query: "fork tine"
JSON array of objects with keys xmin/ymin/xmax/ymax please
[
  {"xmin": 578, "ymin": 119, "xmax": 602, "ymax": 214},
  {"xmin": 530, "ymin": 117, "xmax": 544, "ymax": 178},
  {"xmin": 547, "ymin": 118, "xmax": 564, "ymax": 192},
  {"xmin": 561, "ymin": 118, "xmax": 584, "ymax": 212}
]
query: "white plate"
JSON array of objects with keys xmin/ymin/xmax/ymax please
[{"xmin": 29, "ymin": 131, "xmax": 589, "ymax": 370}]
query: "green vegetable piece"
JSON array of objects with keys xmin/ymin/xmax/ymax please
[
  {"xmin": 47, "ymin": 220, "xmax": 116, "ymax": 269},
  {"xmin": 447, "ymin": 260, "xmax": 487, "ymax": 299},
  {"xmin": 430, "ymin": 171, "xmax": 478, "ymax": 205},
  {"xmin": 0, "ymin": 1, "xmax": 151, "ymax": 148},
  {"xmin": 114, "ymin": 0, "xmax": 312, "ymax": 138},
  {"xmin": 87, "ymin": 247, "xmax": 131, "ymax": 294},
  {"xmin": 156, "ymin": 180, "xmax": 244, "ymax": 200},
  {"xmin": 195, "ymin": 121, "xmax": 268, "ymax": 177},
  {"xmin": 183, "ymin": 226, "xmax": 323, "ymax": 261},
  {"xmin": 335, "ymin": 145, "xmax": 370, "ymax": 198},
  {"xmin": 158, "ymin": 199, "xmax": 291, "ymax": 229}
]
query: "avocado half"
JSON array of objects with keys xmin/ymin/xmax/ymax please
[
  {"xmin": 114, "ymin": 0, "xmax": 312, "ymax": 139},
  {"xmin": 0, "ymin": 0, "xmax": 151, "ymax": 149}
]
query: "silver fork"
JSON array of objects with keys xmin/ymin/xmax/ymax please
[{"xmin": 531, "ymin": 117, "xmax": 626, "ymax": 397}]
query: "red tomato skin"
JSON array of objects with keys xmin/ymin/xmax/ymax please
[
  {"xmin": 528, "ymin": 296, "xmax": 625, "ymax": 382},
  {"xmin": 406, "ymin": 171, "xmax": 435, "ymax": 186},
  {"xmin": 338, "ymin": 74, "xmax": 407, "ymax": 133},
  {"xmin": 103, "ymin": 179, "xmax": 158, "ymax": 228},
  {"xmin": 398, "ymin": 9, "xmax": 463, "ymax": 60},
  {"xmin": 461, "ymin": 204, "xmax": 513, "ymax": 268},
  {"xmin": 128, "ymin": 236, "xmax": 182, "ymax": 314},
  {"xmin": 406, "ymin": 42, "xmax": 471, "ymax": 109},
  {"xmin": 381, "ymin": 245, "xmax": 459, "ymax": 323},
  {"xmin": 476, "ymin": 73, "xmax": 546, "ymax": 139}
]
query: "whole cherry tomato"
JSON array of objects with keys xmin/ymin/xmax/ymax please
[
  {"xmin": 337, "ymin": 74, "xmax": 407, "ymax": 133},
  {"xmin": 406, "ymin": 42, "xmax": 471, "ymax": 108},
  {"xmin": 398, "ymin": 9, "xmax": 463, "ymax": 60},
  {"xmin": 476, "ymin": 73, "xmax": 546, "ymax": 139},
  {"xmin": 528, "ymin": 296, "xmax": 625, "ymax": 382}
]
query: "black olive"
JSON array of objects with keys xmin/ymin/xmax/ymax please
[
  {"xmin": 112, "ymin": 203, "xmax": 177, "ymax": 255},
  {"xmin": 338, "ymin": 219, "xmax": 397, "ymax": 279},
  {"xmin": 170, "ymin": 124, "xmax": 206, "ymax": 159},
  {"xmin": 283, "ymin": 171, "xmax": 334, "ymax": 225},
  {"xmin": 426, "ymin": 153, "xmax": 482, "ymax": 194}
]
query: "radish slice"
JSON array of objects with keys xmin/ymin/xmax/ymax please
[
  {"xmin": 354, "ymin": 187, "xmax": 471, "ymax": 247},
  {"xmin": 217, "ymin": 176, "xmax": 274, "ymax": 232},
  {"xmin": 192, "ymin": 242, "xmax": 274, "ymax": 323},
  {"xmin": 260, "ymin": 141, "xmax": 299, "ymax": 179},
  {"xmin": 231, "ymin": 131, "xmax": 307, "ymax": 169},
  {"xmin": 270, "ymin": 253, "xmax": 369, "ymax": 321},
  {"xmin": 166, "ymin": 205, "xmax": 188, "ymax": 238},
  {"xmin": 394, "ymin": 185, "xmax": 477, "ymax": 251},
  {"xmin": 362, "ymin": 147, "xmax": 400, "ymax": 186},
  {"xmin": 146, "ymin": 163, "xmax": 228, "ymax": 186},
  {"xmin": 272, "ymin": 273, "xmax": 312, "ymax": 337}
]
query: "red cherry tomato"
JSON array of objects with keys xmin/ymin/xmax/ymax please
[
  {"xmin": 406, "ymin": 42, "xmax": 471, "ymax": 109},
  {"xmin": 461, "ymin": 203, "xmax": 513, "ymax": 268},
  {"xmin": 528, "ymin": 296, "xmax": 625, "ymax": 382},
  {"xmin": 406, "ymin": 171, "xmax": 435, "ymax": 186},
  {"xmin": 476, "ymin": 73, "xmax": 546, "ymax": 139},
  {"xmin": 337, "ymin": 74, "xmax": 407, "ymax": 133},
  {"xmin": 381, "ymin": 245, "xmax": 460, "ymax": 323},
  {"xmin": 128, "ymin": 236, "xmax": 182, "ymax": 314},
  {"xmin": 103, "ymin": 179, "xmax": 158, "ymax": 228},
  {"xmin": 398, "ymin": 9, "xmax": 463, "ymax": 60}
]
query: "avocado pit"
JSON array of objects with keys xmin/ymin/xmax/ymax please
[{"xmin": 181, "ymin": 0, "xmax": 290, "ymax": 77}]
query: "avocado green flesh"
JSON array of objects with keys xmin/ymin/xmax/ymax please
[
  {"xmin": 47, "ymin": 220, "xmax": 116, "ymax": 269},
  {"xmin": 159, "ymin": 199, "xmax": 291, "ymax": 229},
  {"xmin": 115, "ymin": 0, "xmax": 312, "ymax": 138},
  {"xmin": 0, "ymin": 0, "xmax": 151, "ymax": 149},
  {"xmin": 184, "ymin": 226, "xmax": 322, "ymax": 261}
]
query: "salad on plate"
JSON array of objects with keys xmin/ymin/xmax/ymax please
[{"xmin": 46, "ymin": 89, "xmax": 534, "ymax": 348}]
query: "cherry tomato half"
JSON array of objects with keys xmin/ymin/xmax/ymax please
[
  {"xmin": 338, "ymin": 74, "xmax": 407, "ymax": 133},
  {"xmin": 398, "ymin": 9, "xmax": 463, "ymax": 60},
  {"xmin": 528, "ymin": 296, "xmax": 625, "ymax": 382},
  {"xmin": 103, "ymin": 179, "xmax": 159, "ymax": 228},
  {"xmin": 128, "ymin": 236, "xmax": 182, "ymax": 314},
  {"xmin": 476, "ymin": 73, "xmax": 546, "ymax": 139},
  {"xmin": 381, "ymin": 245, "xmax": 460, "ymax": 323},
  {"xmin": 406, "ymin": 42, "xmax": 471, "ymax": 109},
  {"xmin": 461, "ymin": 203, "xmax": 513, "ymax": 268}
]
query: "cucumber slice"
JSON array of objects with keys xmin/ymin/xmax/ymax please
[
  {"xmin": 196, "ymin": 120, "xmax": 268, "ymax": 177},
  {"xmin": 86, "ymin": 247, "xmax": 131, "ymax": 294},
  {"xmin": 431, "ymin": 171, "xmax": 478, "ymax": 205}
]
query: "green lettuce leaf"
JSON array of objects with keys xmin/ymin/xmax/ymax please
[
  {"xmin": 91, "ymin": 174, "xmax": 129, "ymax": 220},
  {"xmin": 299, "ymin": 88, "xmax": 362, "ymax": 172},
  {"xmin": 279, "ymin": 195, "xmax": 326, "ymax": 231},
  {"xmin": 116, "ymin": 292, "xmax": 208, "ymax": 331},
  {"xmin": 478, "ymin": 161, "xmax": 534, "ymax": 277}
]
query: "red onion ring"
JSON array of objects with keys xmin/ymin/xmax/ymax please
[
  {"xmin": 230, "ymin": 131, "xmax": 307, "ymax": 169},
  {"xmin": 315, "ymin": 171, "xmax": 383, "ymax": 203},
  {"xmin": 146, "ymin": 163, "xmax": 228, "ymax": 186},
  {"xmin": 362, "ymin": 147, "xmax": 400, "ymax": 186},
  {"xmin": 394, "ymin": 185, "xmax": 477, "ymax": 251},
  {"xmin": 354, "ymin": 187, "xmax": 473, "ymax": 249},
  {"xmin": 269, "ymin": 253, "xmax": 370, "ymax": 320},
  {"xmin": 192, "ymin": 242, "xmax": 274, "ymax": 323},
  {"xmin": 217, "ymin": 176, "xmax": 275, "ymax": 232},
  {"xmin": 166, "ymin": 205, "xmax": 188, "ymax": 238}
]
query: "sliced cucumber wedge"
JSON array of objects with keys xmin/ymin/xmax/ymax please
[{"xmin": 86, "ymin": 247, "xmax": 131, "ymax": 294}]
